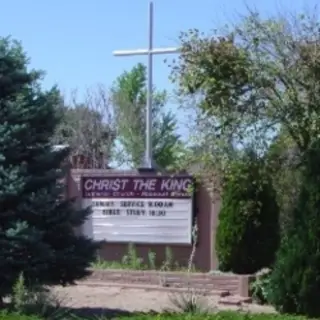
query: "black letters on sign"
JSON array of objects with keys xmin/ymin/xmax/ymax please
[
  {"xmin": 93, "ymin": 201, "xmax": 114, "ymax": 207},
  {"xmin": 126, "ymin": 209, "xmax": 146, "ymax": 216},
  {"xmin": 97, "ymin": 200, "xmax": 175, "ymax": 218},
  {"xmin": 120, "ymin": 201, "xmax": 145, "ymax": 207},
  {"xmin": 102, "ymin": 209, "xmax": 120, "ymax": 215},
  {"xmin": 149, "ymin": 210, "xmax": 166, "ymax": 217},
  {"xmin": 148, "ymin": 201, "xmax": 173, "ymax": 208}
]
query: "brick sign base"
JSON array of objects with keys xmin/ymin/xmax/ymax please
[{"xmin": 82, "ymin": 269, "xmax": 252, "ymax": 298}]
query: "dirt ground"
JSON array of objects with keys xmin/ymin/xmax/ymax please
[{"xmin": 52, "ymin": 284, "xmax": 276, "ymax": 317}]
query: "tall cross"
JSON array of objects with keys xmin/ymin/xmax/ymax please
[{"xmin": 113, "ymin": 1, "xmax": 180, "ymax": 169}]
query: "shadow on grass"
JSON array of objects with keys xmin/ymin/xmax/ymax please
[
  {"xmin": 65, "ymin": 306, "xmax": 160, "ymax": 318},
  {"xmin": 2, "ymin": 303, "xmax": 159, "ymax": 319}
]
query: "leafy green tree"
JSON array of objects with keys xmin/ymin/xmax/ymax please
[
  {"xmin": 169, "ymin": 11, "xmax": 320, "ymax": 192},
  {"xmin": 111, "ymin": 63, "xmax": 183, "ymax": 169},
  {"xmin": 0, "ymin": 37, "xmax": 98, "ymax": 299},
  {"xmin": 170, "ymin": 10, "xmax": 320, "ymax": 315},
  {"xmin": 216, "ymin": 150, "xmax": 279, "ymax": 274},
  {"xmin": 266, "ymin": 130, "xmax": 302, "ymax": 232},
  {"xmin": 268, "ymin": 140, "xmax": 320, "ymax": 317}
]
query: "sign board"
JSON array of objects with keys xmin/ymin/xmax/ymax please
[{"xmin": 81, "ymin": 176, "xmax": 194, "ymax": 244}]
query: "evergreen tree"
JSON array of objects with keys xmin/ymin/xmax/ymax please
[
  {"xmin": 0, "ymin": 37, "xmax": 98, "ymax": 298},
  {"xmin": 268, "ymin": 141, "xmax": 320, "ymax": 317},
  {"xmin": 216, "ymin": 150, "xmax": 280, "ymax": 274}
]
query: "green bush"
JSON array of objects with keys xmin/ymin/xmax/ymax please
[
  {"xmin": 10, "ymin": 273, "xmax": 70, "ymax": 320},
  {"xmin": 216, "ymin": 150, "xmax": 280, "ymax": 274},
  {"xmin": 250, "ymin": 268, "xmax": 272, "ymax": 304},
  {"xmin": 268, "ymin": 142, "xmax": 320, "ymax": 317}
]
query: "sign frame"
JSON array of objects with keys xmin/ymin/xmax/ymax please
[{"xmin": 80, "ymin": 175, "xmax": 196, "ymax": 245}]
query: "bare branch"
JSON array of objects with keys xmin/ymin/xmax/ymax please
[{"xmin": 53, "ymin": 85, "xmax": 119, "ymax": 169}]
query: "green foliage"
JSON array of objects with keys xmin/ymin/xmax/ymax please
[
  {"xmin": 169, "ymin": 11, "xmax": 320, "ymax": 196},
  {"xmin": 91, "ymin": 244, "xmax": 147, "ymax": 270},
  {"xmin": 161, "ymin": 246, "xmax": 175, "ymax": 271},
  {"xmin": 0, "ymin": 37, "xmax": 98, "ymax": 298},
  {"xmin": 170, "ymin": 14, "xmax": 320, "ymax": 316},
  {"xmin": 216, "ymin": 150, "xmax": 280, "ymax": 274},
  {"xmin": 266, "ymin": 131, "xmax": 302, "ymax": 232},
  {"xmin": 0, "ymin": 312, "xmax": 41, "ymax": 320},
  {"xmin": 111, "ymin": 63, "xmax": 183, "ymax": 169},
  {"xmin": 167, "ymin": 291, "xmax": 209, "ymax": 314},
  {"xmin": 250, "ymin": 268, "xmax": 272, "ymax": 305},
  {"xmin": 147, "ymin": 250, "xmax": 156, "ymax": 270},
  {"xmin": 268, "ymin": 141, "xmax": 320, "ymax": 317},
  {"xmin": 11, "ymin": 273, "xmax": 69, "ymax": 320},
  {"xmin": 100, "ymin": 312, "xmax": 313, "ymax": 320},
  {"xmin": 123, "ymin": 243, "xmax": 144, "ymax": 269},
  {"xmin": 91, "ymin": 244, "xmax": 188, "ymax": 271},
  {"xmin": 172, "ymin": 31, "xmax": 251, "ymax": 116},
  {"xmin": 0, "ymin": 312, "xmax": 313, "ymax": 320}
]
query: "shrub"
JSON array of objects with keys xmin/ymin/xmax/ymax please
[
  {"xmin": 167, "ymin": 289, "xmax": 209, "ymax": 314},
  {"xmin": 268, "ymin": 142, "xmax": 320, "ymax": 317},
  {"xmin": 161, "ymin": 247, "xmax": 175, "ymax": 271},
  {"xmin": 148, "ymin": 250, "xmax": 156, "ymax": 269},
  {"xmin": 10, "ymin": 273, "xmax": 70, "ymax": 320},
  {"xmin": 216, "ymin": 150, "xmax": 280, "ymax": 274},
  {"xmin": 250, "ymin": 268, "xmax": 272, "ymax": 304}
]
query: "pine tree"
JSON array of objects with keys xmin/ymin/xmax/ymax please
[
  {"xmin": 268, "ymin": 141, "xmax": 320, "ymax": 317},
  {"xmin": 0, "ymin": 37, "xmax": 98, "ymax": 298}
]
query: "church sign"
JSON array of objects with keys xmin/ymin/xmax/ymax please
[{"xmin": 81, "ymin": 176, "xmax": 194, "ymax": 244}]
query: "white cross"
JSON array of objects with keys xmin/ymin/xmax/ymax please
[{"xmin": 112, "ymin": 1, "xmax": 180, "ymax": 169}]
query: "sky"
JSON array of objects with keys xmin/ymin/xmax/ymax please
[{"xmin": 0, "ymin": 0, "xmax": 318, "ymax": 140}]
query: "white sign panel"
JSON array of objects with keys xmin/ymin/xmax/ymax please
[{"xmin": 81, "ymin": 176, "xmax": 194, "ymax": 244}]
